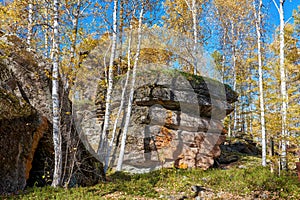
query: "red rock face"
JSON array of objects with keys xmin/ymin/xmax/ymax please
[
  {"xmin": 154, "ymin": 127, "xmax": 175, "ymax": 149},
  {"xmin": 107, "ymin": 106, "xmax": 231, "ymax": 173},
  {"xmin": 81, "ymin": 70, "xmax": 237, "ymax": 173}
]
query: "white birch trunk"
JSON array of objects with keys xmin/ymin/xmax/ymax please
[
  {"xmin": 271, "ymin": 0, "xmax": 287, "ymax": 170},
  {"xmin": 104, "ymin": 24, "xmax": 133, "ymax": 173},
  {"xmin": 231, "ymin": 23, "xmax": 237, "ymax": 136},
  {"xmin": 184, "ymin": 0, "xmax": 198, "ymax": 75},
  {"xmin": 192, "ymin": 0, "xmax": 197, "ymax": 75},
  {"xmin": 27, "ymin": 0, "xmax": 33, "ymax": 51},
  {"xmin": 272, "ymin": 0, "xmax": 287, "ymax": 170},
  {"xmin": 254, "ymin": 0, "xmax": 267, "ymax": 167},
  {"xmin": 45, "ymin": 27, "xmax": 49, "ymax": 57},
  {"xmin": 51, "ymin": 0, "xmax": 62, "ymax": 187},
  {"xmin": 116, "ymin": 8, "xmax": 144, "ymax": 171},
  {"xmin": 221, "ymin": 33, "xmax": 226, "ymax": 84},
  {"xmin": 70, "ymin": 17, "xmax": 78, "ymax": 66},
  {"xmin": 69, "ymin": 0, "xmax": 82, "ymax": 67},
  {"xmin": 117, "ymin": 0, "xmax": 124, "ymax": 75},
  {"xmin": 279, "ymin": 0, "xmax": 287, "ymax": 170},
  {"xmin": 98, "ymin": 0, "xmax": 118, "ymax": 157},
  {"xmin": 62, "ymin": 0, "xmax": 81, "ymax": 91},
  {"xmin": 232, "ymin": 64, "xmax": 237, "ymax": 136},
  {"xmin": 43, "ymin": 0, "xmax": 50, "ymax": 58}
]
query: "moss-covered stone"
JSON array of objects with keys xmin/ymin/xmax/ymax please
[
  {"xmin": 0, "ymin": 88, "xmax": 35, "ymax": 120},
  {"xmin": 0, "ymin": 34, "xmax": 104, "ymax": 194}
]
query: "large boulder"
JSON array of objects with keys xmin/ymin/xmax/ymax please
[
  {"xmin": 0, "ymin": 33, "xmax": 53, "ymax": 194},
  {"xmin": 0, "ymin": 34, "xmax": 103, "ymax": 194},
  {"xmin": 0, "ymin": 88, "xmax": 49, "ymax": 194},
  {"xmin": 76, "ymin": 67, "xmax": 238, "ymax": 173}
]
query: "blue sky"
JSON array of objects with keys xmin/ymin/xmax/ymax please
[
  {"xmin": 0, "ymin": 0, "xmax": 298, "ymax": 28},
  {"xmin": 264, "ymin": 0, "xmax": 299, "ymax": 28}
]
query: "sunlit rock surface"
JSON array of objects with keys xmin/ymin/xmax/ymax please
[{"xmin": 77, "ymin": 68, "xmax": 238, "ymax": 173}]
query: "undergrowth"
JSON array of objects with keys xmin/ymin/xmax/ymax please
[{"xmin": 3, "ymin": 156, "xmax": 300, "ymax": 200}]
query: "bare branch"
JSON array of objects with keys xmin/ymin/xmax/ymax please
[
  {"xmin": 80, "ymin": 1, "xmax": 92, "ymax": 16},
  {"xmin": 272, "ymin": 0, "xmax": 280, "ymax": 14}
]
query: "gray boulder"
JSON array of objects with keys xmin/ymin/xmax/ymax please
[{"xmin": 80, "ymin": 68, "xmax": 237, "ymax": 173}]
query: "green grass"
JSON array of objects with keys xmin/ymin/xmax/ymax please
[{"xmin": 3, "ymin": 156, "xmax": 300, "ymax": 199}]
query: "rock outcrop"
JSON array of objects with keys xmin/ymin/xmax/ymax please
[
  {"xmin": 0, "ymin": 88, "xmax": 48, "ymax": 194},
  {"xmin": 0, "ymin": 34, "xmax": 103, "ymax": 194},
  {"xmin": 215, "ymin": 138, "xmax": 261, "ymax": 167},
  {"xmin": 77, "ymin": 67, "xmax": 238, "ymax": 173}
]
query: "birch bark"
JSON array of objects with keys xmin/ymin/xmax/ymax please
[
  {"xmin": 104, "ymin": 23, "xmax": 133, "ymax": 174},
  {"xmin": 98, "ymin": 0, "xmax": 118, "ymax": 157},
  {"xmin": 27, "ymin": 0, "xmax": 33, "ymax": 51},
  {"xmin": 278, "ymin": 0, "xmax": 287, "ymax": 170},
  {"xmin": 184, "ymin": 0, "xmax": 198, "ymax": 75},
  {"xmin": 51, "ymin": 0, "xmax": 62, "ymax": 187},
  {"xmin": 254, "ymin": 0, "xmax": 267, "ymax": 167},
  {"xmin": 272, "ymin": 0, "xmax": 287, "ymax": 170},
  {"xmin": 116, "ymin": 8, "xmax": 144, "ymax": 171}
]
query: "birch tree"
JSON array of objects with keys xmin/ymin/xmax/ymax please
[
  {"xmin": 163, "ymin": 0, "xmax": 205, "ymax": 73},
  {"xmin": 272, "ymin": 0, "xmax": 287, "ymax": 170},
  {"xmin": 63, "ymin": 0, "xmax": 91, "ymax": 90},
  {"xmin": 104, "ymin": 21, "xmax": 133, "ymax": 174},
  {"xmin": 117, "ymin": 0, "xmax": 125, "ymax": 75},
  {"xmin": 51, "ymin": 0, "xmax": 62, "ymax": 187},
  {"xmin": 42, "ymin": 0, "xmax": 51, "ymax": 58},
  {"xmin": 27, "ymin": 0, "xmax": 33, "ymax": 51},
  {"xmin": 116, "ymin": 7, "xmax": 144, "ymax": 171},
  {"xmin": 213, "ymin": 0, "xmax": 254, "ymax": 137},
  {"xmin": 230, "ymin": 23, "xmax": 238, "ymax": 135},
  {"xmin": 98, "ymin": 0, "xmax": 118, "ymax": 156},
  {"xmin": 253, "ymin": 0, "xmax": 267, "ymax": 167},
  {"xmin": 184, "ymin": 0, "xmax": 198, "ymax": 75}
]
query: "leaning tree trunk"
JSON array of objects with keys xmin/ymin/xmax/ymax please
[
  {"xmin": 104, "ymin": 23, "xmax": 133, "ymax": 174},
  {"xmin": 51, "ymin": 0, "xmax": 62, "ymax": 187},
  {"xmin": 98, "ymin": 0, "xmax": 118, "ymax": 157},
  {"xmin": 116, "ymin": 8, "xmax": 144, "ymax": 171}
]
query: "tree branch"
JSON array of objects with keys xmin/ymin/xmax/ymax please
[
  {"xmin": 80, "ymin": 1, "xmax": 91, "ymax": 16},
  {"xmin": 272, "ymin": 0, "xmax": 280, "ymax": 14}
]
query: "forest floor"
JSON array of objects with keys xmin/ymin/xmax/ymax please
[{"xmin": 4, "ymin": 151, "xmax": 300, "ymax": 200}]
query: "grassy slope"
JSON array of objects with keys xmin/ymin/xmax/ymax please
[{"xmin": 3, "ymin": 154, "xmax": 300, "ymax": 200}]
